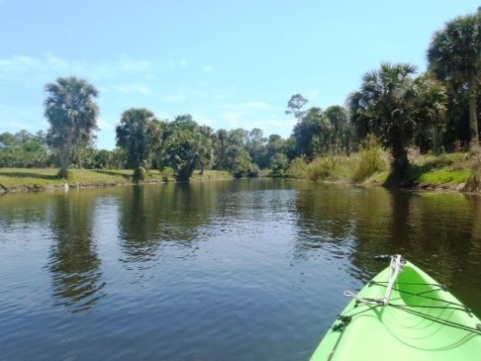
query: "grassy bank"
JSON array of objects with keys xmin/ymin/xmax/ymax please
[
  {"xmin": 285, "ymin": 148, "xmax": 480, "ymax": 192},
  {"xmin": 1, "ymin": 151, "xmax": 479, "ymax": 194},
  {"xmin": 0, "ymin": 168, "xmax": 233, "ymax": 193}
]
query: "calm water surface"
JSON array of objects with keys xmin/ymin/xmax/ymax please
[{"xmin": 1, "ymin": 179, "xmax": 481, "ymax": 360}]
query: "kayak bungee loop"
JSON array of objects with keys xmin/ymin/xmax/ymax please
[{"xmin": 344, "ymin": 255, "xmax": 406, "ymax": 306}]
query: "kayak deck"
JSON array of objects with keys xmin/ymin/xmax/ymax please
[{"xmin": 310, "ymin": 260, "xmax": 481, "ymax": 360}]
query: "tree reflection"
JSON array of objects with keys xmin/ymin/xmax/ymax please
[
  {"xmin": 118, "ymin": 183, "xmax": 217, "ymax": 264},
  {"xmin": 48, "ymin": 192, "xmax": 105, "ymax": 313},
  {"xmin": 292, "ymin": 184, "xmax": 359, "ymax": 260},
  {"xmin": 0, "ymin": 192, "xmax": 50, "ymax": 229}
]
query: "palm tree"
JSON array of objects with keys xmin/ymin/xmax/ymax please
[
  {"xmin": 427, "ymin": 11, "xmax": 481, "ymax": 150},
  {"xmin": 350, "ymin": 63, "xmax": 447, "ymax": 184},
  {"xmin": 44, "ymin": 76, "xmax": 99, "ymax": 178},
  {"xmin": 116, "ymin": 108, "xmax": 162, "ymax": 180}
]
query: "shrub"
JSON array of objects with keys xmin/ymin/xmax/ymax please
[
  {"xmin": 287, "ymin": 157, "xmax": 309, "ymax": 179},
  {"xmin": 270, "ymin": 153, "xmax": 289, "ymax": 178},
  {"xmin": 308, "ymin": 156, "xmax": 340, "ymax": 181},
  {"xmin": 351, "ymin": 135, "xmax": 389, "ymax": 182}
]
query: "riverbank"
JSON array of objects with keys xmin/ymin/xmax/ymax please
[
  {"xmin": 0, "ymin": 168, "xmax": 233, "ymax": 193},
  {"xmin": 283, "ymin": 151, "xmax": 481, "ymax": 193},
  {"xmin": 1, "ymin": 151, "xmax": 480, "ymax": 194}
]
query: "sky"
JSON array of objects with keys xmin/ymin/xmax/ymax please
[{"xmin": 0, "ymin": 0, "xmax": 480, "ymax": 150}]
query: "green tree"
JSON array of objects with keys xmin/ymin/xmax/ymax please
[
  {"xmin": 291, "ymin": 107, "xmax": 331, "ymax": 160},
  {"xmin": 116, "ymin": 108, "xmax": 163, "ymax": 180},
  {"xmin": 285, "ymin": 94, "xmax": 308, "ymax": 122},
  {"xmin": 158, "ymin": 115, "xmax": 213, "ymax": 182},
  {"xmin": 324, "ymin": 105, "xmax": 353, "ymax": 155},
  {"xmin": 350, "ymin": 63, "xmax": 447, "ymax": 183},
  {"xmin": 213, "ymin": 129, "xmax": 229, "ymax": 170},
  {"xmin": 265, "ymin": 134, "xmax": 287, "ymax": 163},
  {"xmin": 225, "ymin": 145, "xmax": 256, "ymax": 178},
  {"xmin": 44, "ymin": 76, "xmax": 99, "ymax": 178},
  {"xmin": 427, "ymin": 11, "xmax": 481, "ymax": 150},
  {"xmin": 246, "ymin": 128, "xmax": 267, "ymax": 168},
  {"xmin": 270, "ymin": 153, "xmax": 289, "ymax": 178},
  {"xmin": 0, "ymin": 130, "xmax": 50, "ymax": 167}
]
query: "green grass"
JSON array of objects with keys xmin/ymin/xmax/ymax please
[
  {"xmin": 409, "ymin": 152, "xmax": 473, "ymax": 186},
  {"xmin": 416, "ymin": 169, "xmax": 472, "ymax": 185},
  {"xmin": 0, "ymin": 168, "xmax": 233, "ymax": 192}
]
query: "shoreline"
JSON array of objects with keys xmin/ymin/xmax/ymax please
[
  {"xmin": 0, "ymin": 168, "xmax": 234, "ymax": 195},
  {"xmin": 1, "ymin": 168, "xmax": 479, "ymax": 196}
]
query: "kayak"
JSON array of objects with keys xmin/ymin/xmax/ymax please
[{"xmin": 310, "ymin": 255, "xmax": 481, "ymax": 360}]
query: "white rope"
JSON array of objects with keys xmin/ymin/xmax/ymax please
[
  {"xmin": 344, "ymin": 254, "xmax": 405, "ymax": 306},
  {"xmin": 383, "ymin": 254, "xmax": 404, "ymax": 305},
  {"xmin": 343, "ymin": 290, "xmax": 382, "ymax": 306}
]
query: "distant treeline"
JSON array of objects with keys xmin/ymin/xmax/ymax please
[{"xmin": 2, "ymin": 8, "xmax": 481, "ymax": 183}]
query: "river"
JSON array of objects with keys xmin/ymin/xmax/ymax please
[{"xmin": 1, "ymin": 179, "xmax": 480, "ymax": 360}]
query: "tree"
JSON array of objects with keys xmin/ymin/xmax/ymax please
[
  {"xmin": 349, "ymin": 63, "xmax": 447, "ymax": 183},
  {"xmin": 225, "ymin": 145, "xmax": 256, "ymax": 178},
  {"xmin": 270, "ymin": 153, "xmax": 289, "ymax": 178},
  {"xmin": 44, "ymin": 76, "xmax": 99, "ymax": 178},
  {"xmin": 324, "ymin": 105, "xmax": 353, "ymax": 155},
  {"xmin": 285, "ymin": 94, "xmax": 308, "ymax": 122},
  {"xmin": 116, "ymin": 108, "xmax": 162, "ymax": 180},
  {"xmin": 246, "ymin": 128, "xmax": 267, "ymax": 168},
  {"xmin": 291, "ymin": 107, "xmax": 331, "ymax": 160},
  {"xmin": 158, "ymin": 115, "xmax": 213, "ymax": 182},
  {"xmin": 213, "ymin": 129, "xmax": 229, "ymax": 170},
  {"xmin": 0, "ymin": 130, "xmax": 50, "ymax": 167},
  {"xmin": 427, "ymin": 11, "xmax": 481, "ymax": 150}
]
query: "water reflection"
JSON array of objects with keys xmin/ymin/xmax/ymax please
[
  {"xmin": 292, "ymin": 184, "xmax": 359, "ymax": 261},
  {"xmin": 290, "ymin": 183, "xmax": 481, "ymax": 309},
  {"xmin": 118, "ymin": 183, "xmax": 218, "ymax": 264},
  {"xmin": 48, "ymin": 192, "xmax": 105, "ymax": 313},
  {"xmin": 0, "ymin": 192, "xmax": 50, "ymax": 230}
]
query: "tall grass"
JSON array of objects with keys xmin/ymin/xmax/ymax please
[
  {"xmin": 287, "ymin": 155, "xmax": 355, "ymax": 181},
  {"xmin": 287, "ymin": 158, "xmax": 310, "ymax": 179},
  {"xmin": 308, "ymin": 155, "xmax": 350, "ymax": 181},
  {"xmin": 350, "ymin": 136, "xmax": 389, "ymax": 182}
]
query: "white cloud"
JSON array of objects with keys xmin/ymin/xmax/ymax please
[
  {"xmin": 201, "ymin": 65, "xmax": 214, "ymax": 73},
  {"xmin": 221, "ymin": 111, "xmax": 245, "ymax": 127},
  {"xmin": 180, "ymin": 58, "xmax": 189, "ymax": 69},
  {"xmin": 243, "ymin": 101, "xmax": 272, "ymax": 110},
  {"xmin": 0, "ymin": 53, "xmax": 155, "ymax": 83},
  {"xmin": 118, "ymin": 55, "xmax": 151, "ymax": 72},
  {"xmin": 0, "ymin": 55, "xmax": 44, "ymax": 74},
  {"xmin": 166, "ymin": 58, "xmax": 190, "ymax": 70},
  {"xmin": 112, "ymin": 83, "xmax": 151, "ymax": 95},
  {"xmin": 164, "ymin": 93, "xmax": 187, "ymax": 102},
  {"xmin": 0, "ymin": 104, "xmax": 45, "ymax": 131},
  {"xmin": 224, "ymin": 101, "xmax": 271, "ymax": 111},
  {"xmin": 194, "ymin": 114, "xmax": 214, "ymax": 127},
  {"xmin": 97, "ymin": 117, "xmax": 116, "ymax": 130},
  {"xmin": 213, "ymin": 89, "xmax": 233, "ymax": 100}
]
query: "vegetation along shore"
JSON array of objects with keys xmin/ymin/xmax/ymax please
[{"xmin": 2, "ymin": 8, "xmax": 481, "ymax": 193}]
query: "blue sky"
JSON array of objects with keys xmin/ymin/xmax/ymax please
[{"xmin": 0, "ymin": 0, "xmax": 479, "ymax": 150}]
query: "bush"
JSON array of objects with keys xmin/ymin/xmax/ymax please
[
  {"xmin": 308, "ymin": 155, "xmax": 341, "ymax": 181},
  {"xmin": 287, "ymin": 157, "xmax": 309, "ymax": 179},
  {"xmin": 270, "ymin": 153, "xmax": 289, "ymax": 178},
  {"xmin": 133, "ymin": 166, "xmax": 147, "ymax": 181},
  {"xmin": 351, "ymin": 136, "xmax": 389, "ymax": 182}
]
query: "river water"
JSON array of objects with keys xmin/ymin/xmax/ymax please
[{"xmin": 1, "ymin": 179, "xmax": 480, "ymax": 360}]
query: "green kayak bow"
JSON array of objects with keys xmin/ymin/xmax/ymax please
[{"xmin": 310, "ymin": 255, "xmax": 481, "ymax": 361}]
